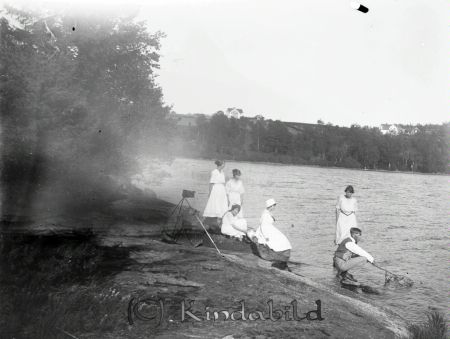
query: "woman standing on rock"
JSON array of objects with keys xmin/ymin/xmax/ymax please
[
  {"xmin": 225, "ymin": 169, "xmax": 245, "ymax": 218},
  {"xmin": 203, "ymin": 160, "xmax": 229, "ymax": 224},
  {"xmin": 335, "ymin": 185, "xmax": 358, "ymax": 245}
]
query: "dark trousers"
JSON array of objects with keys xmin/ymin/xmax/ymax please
[{"xmin": 334, "ymin": 256, "xmax": 366, "ymax": 273}]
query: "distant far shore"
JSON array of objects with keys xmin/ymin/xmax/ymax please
[{"xmin": 171, "ymin": 155, "xmax": 450, "ymax": 177}]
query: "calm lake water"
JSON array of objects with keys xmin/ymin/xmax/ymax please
[{"xmin": 142, "ymin": 157, "xmax": 449, "ymax": 324}]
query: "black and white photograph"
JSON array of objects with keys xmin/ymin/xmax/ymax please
[{"xmin": 1, "ymin": 0, "xmax": 449, "ymax": 338}]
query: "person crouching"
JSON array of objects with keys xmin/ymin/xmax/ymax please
[
  {"xmin": 221, "ymin": 204, "xmax": 248, "ymax": 239},
  {"xmin": 334, "ymin": 227, "xmax": 374, "ymax": 284}
]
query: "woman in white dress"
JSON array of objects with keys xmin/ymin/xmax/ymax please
[
  {"xmin": 203, "ymin": 160, "xmax": 229, "ymax": 222},
  {"xmin": 225, "ymin": 169, "xmax": 245, "ymax": 218},
  {"xmin": 251, "ymin": 199, "xmax": 291, "ymax": 252},
  {"xmin": 221, "ymin": 204, "xmax": 248, "ymax": 239},
  {"xmin": 335, "ymin": 185, "xmax": 358, "ymax": 245}
]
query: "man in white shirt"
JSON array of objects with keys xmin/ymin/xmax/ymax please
[{"xmin": 334, "ymin": 227, "xmax": 374, "ymax": 283}]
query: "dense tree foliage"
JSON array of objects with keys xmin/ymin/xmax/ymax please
[
  {"xmin": 174, "ymin": 113, "xmax": 450, "ymax": 174},
  {"xmin": 1, "ymin": 5, "xmax": 448, "ymax": 223},
  {"xmin": 0, "ymin": 7, "xmax": 172, "ymax": 217}
]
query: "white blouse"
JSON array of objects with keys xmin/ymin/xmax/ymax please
[
  {"xmin": 336, "ymin": 195, "xmax": 358, "ymax": 215},
  {"xmin": 221, "ymin": 211, "xmax": 246, "ymax": 238},
  {"xmin": 226, "ymin": 179, "xmax": 245, "ymax": 204},
  {"xmin": 210, "ymin": 169, "xmax": 225, "ymax": 184}
]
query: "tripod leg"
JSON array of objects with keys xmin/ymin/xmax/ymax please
[
  {"xmin": 182, "ymin": 199, "xmax": 205, "ymax": 246},
  {"xmin": 184, "ymin": 199, "xmax": 196, "ymax": 214},
  {"xmin": 167, "ymin": 199, "xmax": 183, "ymax": 220},
  {"xmin": 172, "ymin": 199, "xmax": 185, "ymax": 241},
  {"xmin": 163, "ymin": 199, "xmax": 183, "ymax": 240}
]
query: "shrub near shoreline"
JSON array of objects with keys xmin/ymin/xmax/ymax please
[{"xmin": 409, "ymin": 312, "xmax": 448, "ymax": 339}]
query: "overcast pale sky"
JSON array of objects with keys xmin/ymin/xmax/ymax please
[{"xmin": 3, "ymin": 0, "xmax": 450, "ymax": 126}]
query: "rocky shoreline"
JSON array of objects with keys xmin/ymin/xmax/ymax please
[
  {"xmin": 1, "ymin": 193, "xmax": 410, "ymax": 338},
  {"xmin": 100, "ymin": 225, "xmax": 409, "ymax": 339}
]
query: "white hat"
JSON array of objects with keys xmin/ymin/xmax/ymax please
[{"xmin": 265, "ymin": 198, "xmax": 277, "ymax": 208}]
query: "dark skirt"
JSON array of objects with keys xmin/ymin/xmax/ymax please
[{"xmin": 251, "ymin": 242, "xmax": 291, "ymax": 263}]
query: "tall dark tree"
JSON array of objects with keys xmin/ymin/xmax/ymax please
[
  {"xmin": 250, "ymin": 120, "xmax": 266, "ymax": 152},
  {"xmin": 204, "ymin": 112, "xmax": 230, "ymax": 154},
  {"xmin": 0, "ymin": 7, "xmax": 172, "ymax": 218},
  {"xmin": 262, "ymin": 120, "xmax": 291, "ymax": 154}
]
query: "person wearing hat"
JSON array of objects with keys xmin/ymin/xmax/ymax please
[
  {"xmin": 221, "ymin": 204, "xmax": 248, "ymax": 239},
  {"xmin": 334, "ymin": 227, "xmax": 374, "ymax": 284},
  {"xmin": 252, "ymin": 198, "xmax": 291, "ymax": 252},
  {"xmin": 335, "ymin": 185, "xmax": 358, "ymax": 245}
]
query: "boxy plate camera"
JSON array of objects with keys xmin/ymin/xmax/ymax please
[{"xmin": 182, "ymin": 189, "xmax": 195, "ymax": 198}]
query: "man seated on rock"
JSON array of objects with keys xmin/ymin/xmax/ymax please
[
  {"xmin": 334, "ymin": 227, "xmax": 374, "ymax": 284},
  {"xmin": 221, "ymin": 204, "xmax": 248, "ymax": 239}
]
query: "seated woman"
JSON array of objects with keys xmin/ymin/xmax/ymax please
[
  {"xmin": 221, "ymin": 204, "xmax": 248, "ymax": 239},
  {"xmin": 251, "ymin": 198, "xmax": 291, "ymax": 253}
]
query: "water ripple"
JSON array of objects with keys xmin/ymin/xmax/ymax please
[{"xmin": 147, "ymin": 158, "xmax": 449, "ymax": 324}]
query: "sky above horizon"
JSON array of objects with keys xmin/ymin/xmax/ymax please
[{"xmin": 3, "ymin": 0, "xmax": 450, "ymax": 126}]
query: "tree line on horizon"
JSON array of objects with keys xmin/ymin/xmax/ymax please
[
  {"xmin": 171, "ymin": 113, "xmax": 450, "ymax": 174},
  {"xmin": 1, "ymin": 3, "xmax": 449, "ymax": 220}
]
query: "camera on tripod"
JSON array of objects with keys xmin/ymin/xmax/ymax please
[
  {"xmin": 182, "ymin": 189, "xmax": 195, "ymax": 198},
  {"xmin": 161, "ymin": 189, "xmax": 198, "ymax": 244}
]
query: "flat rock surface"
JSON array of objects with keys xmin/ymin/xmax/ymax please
[
  {"xmin": 1, "ymin": 196, "xmax": 409, "ymax": 338},
  {"xmin": 106, "ymin": 237, "xmax": 408, "ymax": 339}
]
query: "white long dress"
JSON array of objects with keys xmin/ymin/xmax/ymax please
[
  {"xmin": 225, "ymin": 179, "xmax": 245, "ymax": 217},
  {"xmin": 254, "ymin": 209, "xmax": 291, "ymax": 252},
  {"xmin": 203, "ymin": 169, "xmax": 229, "ymax": 218},
  {"xmin": 335, "ymin": 194, "xmax": 358, "ymax": 244},
  {"xmin": 221, "ymin": 211, "xmax": 248, "ymax": 238}
]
